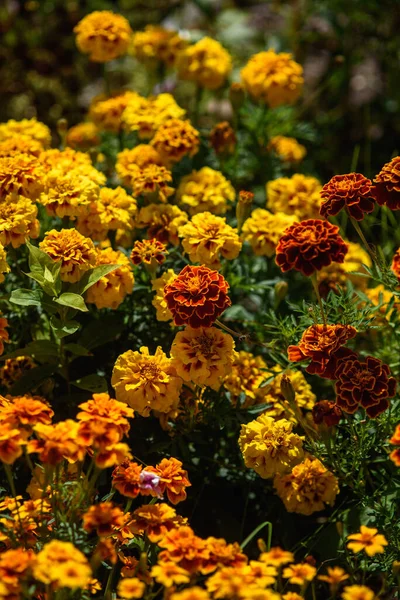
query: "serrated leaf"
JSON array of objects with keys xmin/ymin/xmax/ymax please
[
  {"xmin": 72, "ymin": 374, "xmax": 108, "ymax": 393},
  {"xmin": 55, "ymin": 293, "xmax": 88, "ymax": 312}
]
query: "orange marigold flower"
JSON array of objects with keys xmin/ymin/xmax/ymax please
[
  {"xmin": 392, "ymin": 247, "xmax": 400, "ymax": 281},
  {"xmin": 77, "ymin": 393, "xmax": 133, "ymax": 433},
  {"xmin": 116, "ymin": 146, "xmax": 162, "ymax": 182},
  {"xmin": 342, "ymin": 585, "xmax": 375, "ymax": 600},
  {"xmin": 318, "ymin": 566, "xmax": 349, "ymax": 589},
  {"xmin": 83, "ymin": 502, "xmax": 126, "ymax": 536},
  {"xmin": 287, "ymin": 324, "xmax": 357, "ymax": 378},
  {"xmin": 0, "ymin": 548, "xmax": 35, "ymax": 586},
  {"xmin": 347, "ymin": 525, "xmax": 388, "ymax": 556},
  {"xmin": 148, "ymin": 457, "xmax": 191, "ymax": 504},
  {"xmin": 335, "ymin": 356, "xmax": 396, "ymax": 418},
  {"xmin": 171, "ymin": 588, "xmax": 211, "ymax": 600},
  {"xmin": 151, "ymin": 561, "xmax": 190, "ymax": 587},
  {"xmin": 372, "ymin": 156, "xmax": 400, "ymax": 210},
  {"xmin": 95, "ymin": 442, "xmax": 132, "ymax": 469},
  {"xmin": 127, "ymin": 503, "xmax": 184, "ymax": 542},
  {"xmin": 136, "ymin": 203, "xmax": 188, "ymax": 247},
  {"xmin": 0, "ymin": 136, "xmax": 44, "ymax": 158},
  {"xmin": 39, "ymin": 170, "xmax": 99, "ymax": 219},
  {"xmin": 283, "ymin": 563, "xmax": 316, "ymax": 585},
  {"xmin": 312, "ymin": 400, "xmax": 342, "ymax": 427},
  {"xmin": 0, "ymin": 118, "xmax": 51, "ymax": 147},
  {"xmin": 0, "ymin": 193, "xmax": 40, "ymax": 248},
  {"xmin": 0, "ymin": 394, "xmax": 53, "ymax": 434},
  {"xmin": 122, "ymin": 163, "xmax": 174, "ymax": 203},
  {"xmin": 320, "ymin": 173, "xmax": 374, "ymax": 221},
  {"xmin": 390, "ymin": 447, "xmax": 400, "ymax": 466},
  {"xmin": 112, "ymin": 459, "xmax": 143, "ymax": 498},
  {"xmin": 0, "ymin": 422, "xmax": 25, "ymax": 464},
  {"xmin": 151, "ymin": 118, "xmax": 200, "ymax": 167},
  {"xmin": 0, "ymin": 154, "xmax": 45, "ymax": 200},
  {"xmin": 117, "ymin": 577, "xmax": 146, "ymax": 599},
  {"xmin": 158, "ymin": 525, "xmax": 209, "ymax": 574},
  {"xmin": 259, "ymin": 547, "xmax": 294, "ymax": 567},
  {"xmin": 177, "ymin": 37, "xmax": 232, "ymax": 90},
  {"xmin": 86, "ymin": 247, "xmax": 134, "ymax": 310},
  {"xmin": 74, "ymin": 11, "xmax": 132, "ymax": 63},
  {"xmin": 164, "ymin": 264, "xmax": 231, "ymax": 328},
  {"xmin": 0, "ymin": 356, "xmax": 36, "ymax": 388},
  {"xmin": 202, "ymin": 537, "xmax": 247, "ymax": 574},
  {"xmin": 390, "ymin": 424, "xmax": 400, "ymax": 445},
  {"xmin": 276, "ymin": 219, "xmax": 349, "ymax": 276},
  {"xmin": 66, "ymin": 122, "xmax": 100, "ymax": 150},
  {"xmin": 112, "ymin": 346, "xmax": 182, "ymax": 416},
  {"xmin": 210, "ymin": 122, "xmax": 236, "ymax": 155},
  {"xmin": 39, "ymin": 228, "xmax": 96, "ymax": 283},
  {"xmin": 0, "ymin": 316, "xmax": 9, "ymax": 356},
  {"xmin": 28, "ymin": 420, "xmax": 85, "ymax": 465},
  {"xmin": 131, "ymin": 239, "xmax": 168, "ymax": 267},
  {"xmin": 89, "ymin": 91, "xmax": 141, "ymax": 132}
]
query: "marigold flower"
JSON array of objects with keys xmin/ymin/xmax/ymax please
[
  {"xmin": 241, "ymin": 50, "xmax": 303, "ymax": 107},
  {"xmin": 33, "ymin": 540, "xmax": 92, "ymax": 589},
  {"xmin": 283, "ymin": 563, "xmax": 316, "ymax": 585},
  {"xmin": 172, "ymin": 588, "xmax": 211, "ymax": 600},
  {"xmin": 210, "ymin": 122, "xmax": 236, "ymax": 155},
  {"xmin": 112, "ymin": 459, "xmax": 143, "ymax": 497},
  {"xmin": 259, "ymin": 547, "xmax": 294, "ymax": 567},
  {"xmin": 390, "ymin": 424, "xmax": 400, "ymax": 445},
  {"xmin": 0, "ymin": 356, "xmax": 36, "ymax": 388},
  {"xmin": 312, "ymin": 400, "xmax": 342, "ymax": 427},
  {"xmin": 0, "ymin": 548, "xmax": 35, "ymax": 586},
  {"xmin": 77, "ymin": 186, "xmax": 137, "ymax": 241},
  {"xmin": 77, "ymin": 392, "xmax": 133, "ymax": 440},
  {"xmin": 203, "ymin": 538, "xmax": 247, "ymax": 574},
  {"xmin": 136, "ymin": 203, "xmax": 188, "ymax": 246},
  {"xmin": 268, "ymin": 136, "xmax": 306, "ymax": 164},
  {"xmin": 263, "ymin": 365, "xmax": 316, "ymax": 422},
  {"xmin": 0, "ymin": 422, "xmax": 25, "ymax": 464},
  {"xmin": 89, "ymin": 91, "xmax": 141, "ymax": 132},
  {"xmin": 39, "ymin": 170, "xmax": 99, "ymax": 219},
  {"xmin": 267, "ymin": 174, "xmax": 322, "ymax": 220},
  {"xmin": 177, "ymin": 37, "xmax": 232, "ymax": 90},
  {"xmin": 0, "ymin": 154, "xmax": 45, "ymax": 201},
  {"xmin": 224, "ymin": 351, "xmax": 268, "ymax": 408},
  {"xmin": 127, "ymin": 503, "xmax": 183, "ymax": 542},
  {"xmin": 362, "ymin": 284, "xmax": 399, "ymax": 323},
  {"xmin": 242, "ymin": 209, "xmax": 297, "ymax": 257},
  {"xmin": 318, "ymin": 566, "xmax": 349, "ymax": 589},
  {"xmin": 335, "ymin": 356, "xmax": 396, "ymax": 418},
  {"xmin": 0, "ymin": 118, "xmax": 51, "ymax": 147},
  {"xmin": 131, "ymin": 239, "xmax": 168, "ymax": 268},
  {"xmin": 239, "ymin": 415, "xmax": 304, "ymax": 478},
  {"xmin": 0, "ymin": 136, "xmax": 44, "ymax": 158},
  {"xmin": 132, "ymin": 25, "xmax": 187, "ymax": 66},
  {"xmin": 0, "ymin": 243, "xmax": 9, "ymax": 283},
  {"xmin": 282, "ymin": 594, "xmax": 303, "ymax": 600},
  {"xmin": 0, "ymin": 394, "xmax": 53, "ymax": 434},
  {"xmin": 117, "ymin": 577, "xmax": 146, "ymax": 599},
  {"xmin": 177, "ymin": 167, "xmax": 235, "ymax": 216},
  {"xmin": 86, "ymin": 247, "xmax": 134, "ymax": 309},
  {"xmin": 274, "ymin": 456, "xmax": 339, "ymax": 515},
  {"xmin": 320, "ymin": 173, "xmax": 374, "ymax": 221},
  {"xmin": 121, "ymin": 163, "xmax": 174, "ymax": 203},
  {"xmin": 39, "ymin": 228, "xmax": 96, "ymax": 283},
  {"xmin": 342, "ymin": 585, "xmax": 375, "ymax": 600},
  {"xmin": 39, "ymin": 147, "xmax": 105, "ymax": 185},
  {"xmin": 318, "ymin": 241, "xmax": 371, "ymax": 294},
  {"xmin": 147, "ymin": 457, "xmax": 191, "ymax": 504},
  {"xmin": 372, "ymin": 156, "xmax": 400, "ymax": 210},
  {"xmin": 276, "ymin": 219, "xmax": 349, "ymax": 276},
  {"xmin": 390, "ymin": 447, "xmax": 400, "ymax": 466},
  {"xmin": 122, "ymin": 93, "xmax": 186, "ymax": 139},
  {"xmin": 152, "ymin": 269, "xmax": 177, "ymax": 321},
  {"xmin": 164, "ymin": 264, "xmax": 231, "ymax": 328},
  {"xmin": 66, "ymin": 122, "xmax": 100, "ymax": 150},
  {"xmin": 112, "ymin": 346, "xmax": 182, "ymax": 416},
  {"xmin": 179, "ymin": 212, "xmax": 242, "ymax": 270},
  {"xmin": 0, "ymin": 316, "xmax": 8, "ymax": 357},
  {"xmin": 206, "ymin": 563, "xmax": 277, "ymax": 599},
  {"xmin": 158, "ymin": 525, "xmax": 209, "ymax": 574},
  {"xmin": 83, "ymin": 502, "xmax": 126, "ymax": 536},
  {"xmin": 151, "ymin": 561, "xmax": 190, "ymax": 587},
  {"xmin": 171, "ymin": 326, "xmax": 236, "ymax": 389},
  {"xmin": 392, "ymin": 247, "xmax": 400, "ymax": 281},
  {"xmin": 347, "ymin": 525, "xmax": 388, "ymax": 556},
  {"xmin": 288, "ymin": 324, "xmax": 357, "ymax": 378},
  {"xmin": 28, "ymin": 420, "xmax": 85, "ymax": 465},
  {"xmin": 74, "ymin": 11, "xmax": 132, "ymax": 62},
  {"xmin": 0, "ymin": 193, "xmax": 40, "ymax": 248},
  {"xmin": 116, "ymin": 147, "xmax": 163, "ymax": 183},
  {"xmin": 151, "ymin": 118, "xmax": 200, "ymax": 167}
]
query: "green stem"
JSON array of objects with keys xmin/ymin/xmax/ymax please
[
  {"xmin": 310, "ymin": 272, "xmax": 327, "ymax": 326},
  {"xmin": 350, "ymin": 217, "xmax": 377, "ymax": 263}
]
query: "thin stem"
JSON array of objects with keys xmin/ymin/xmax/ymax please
[
  {"xmin": 350, "ymin": 217, "xmax": 377, "ymax": 263},
  {"xmin": 310, "ymin": 273, "xmax": 327, "ymax": 326}
]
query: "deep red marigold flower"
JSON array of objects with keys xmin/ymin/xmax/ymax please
[
  {"xmin": 391, "ymin": 247, "xmax": 400, "ymax": 282},
  {"xmin": 372, "ymin": 156, "xmax": 400, "ymax": 210},
  {"xmin": 312, "ymin": 400, "xmax": 342, "ymax": 427},
  {"xmin": 335, "ymin": 356, "xmax": 396, "ymax": 418},
  {"xmin": 288, "ymin": 324, "xmax": 357, "ymax": 377},
  {"xmin": 275, "ymin": 219, "xmax": 348, "ymax": 276},
  {"xmin": 164, "ymin": 264, "xmax": 231, "ymax": 328},
  {"xmin": 320, "ymin": 173, "xmax": 374, "ymax": 221}
]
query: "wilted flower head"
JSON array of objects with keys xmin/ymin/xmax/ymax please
[{"xmin": 210, "ymin": 121, "xmax": 236, "ymax": 155}]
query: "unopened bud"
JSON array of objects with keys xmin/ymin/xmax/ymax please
[
  {"xmin": 236, "ymin": 190, "xmax": 254, "ymax": 234},
  {"xmin": 393, "ymin": 560, "xmax": 400, "ymax": 576},
  {"xmin": 257, "ymin": 538, "xmax": 267, "ymax": 553},
  {"xmin": 229, "ymin": 82, "xmax": 245, "ymax": 111},
  {"xmin": 280, "ymin": 374, "xmax": 295, "ymax": 404},
  {"xmin": 336, "ymin": 521, "xmax": 344, "ymax": 537},
  {"xmin": 210, "ymin": 121, "xmax": 236, "ymax": 156},
  {"xmin": 274, "ymin": 281, "xmax": 288, "ymax": 308}
]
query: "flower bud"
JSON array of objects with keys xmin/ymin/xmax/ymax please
[
  {"xmin": 274, "ymin": 281, "xmax": 288, "ymax": 308},
  {"xmin": 257, "ymin": 538, "xmax": 267, "ymax": 553},
  {"xmin": 210, "ymin": 121, "xmax": 236, "ymax": 156},
  {"xmin": 280, "ymin": 374, "xmax": 295, "ymax": 404},
  {"xmin": 236, "ymin": 190, "xmax": 254, "ymax": 234}
]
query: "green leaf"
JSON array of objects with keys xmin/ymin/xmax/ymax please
[
  {"xmin": 27, "ymin": 242, "xmax": 56, "ymax": 273},
  {"xmin": 71, "ymin": 264, "xmax": 120, "ymax": 295},
  {"xmin": 63, "ymin": 343, "xmax": 92, "ymax": 357},
  {"xmin": 78, "ymin": 315, "xmax": 125, "ymax": 350},
  {"xmin": 1, "ymin": 340, "xmax": 59, "ymax": 362},
  {"xmin": 9, "ymin": 289, "xmax": 42, "ymax": 307},
  {"xmin": 55, "ymin": 293, "xmax": 88, "ymax": 312},
  {"xmin": 72, "ymin": 374, "xmax": 108, "ymax": 393},
  {"xmin": 10, "ymin": 363, "xmax": 57, "ymax": 395},
  {"xmin": 50, "ymin": 317, "xmax": 80, "ymax": 339}
]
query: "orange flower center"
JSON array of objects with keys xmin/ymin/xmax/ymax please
[{"xmin": 185, "ymin": 276, "xmax": 201, "ymax": 293}]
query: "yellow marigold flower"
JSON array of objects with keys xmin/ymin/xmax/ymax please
[
  {"xmin": 128, "ymin": 164, "xmax": 175, "ymax": 203},
  {"xmin": 151, "ymin": 561, "xmax": 191, "ymax": 587},
  {"xmin": 39, "ymin": 170, "xmax": 99, "ymax": 219},
  {"xmin": 151, "ymin": 118, "xmax": 200, "ymax": 167},
  {"xmin": 0, "ymin": 316, "xmax": 9, "ymax": 357},
  {"xmin": 177, "ymin": 167, "xmax": 235, "ymax": 216},
  {"xmin": 259, "ymin": 547, "xmax": 294, "ymax": 567},
  {"xmin": 131, "ymin": 239, "xmax": 168, "ymax": 269},
  {"xmin": 241, "ymin": 50, "xmax": 303, "ymax": 107},
  {"xmin": 39, "ymin": 228, "xmax": 96, "ymax": 283},
  {"xmin": 39, "ymin": 147, "xmax": 106, "ymax": 185},
  {"xmin": 239, "ymin": 415, "xmax": 304, "ymax": 478},
  {"xmin": 0, "ymin": 243, "xmax": 9, "ymax": 283},
  {"xmin": 283, "ymin": 563, "xmax": 316, "ymax": 585},
  {"xmin": 282, "ymin": 594, "xmax": 304, "ymax": 600},
  {"xmin": 0, "ymin": 154, "xmax": 45, "ymax": 201},
  {"xmin": 177, "ymin": 37, "xmax": 232, "ymax": 90},
  {"xmin": 86, "ymin": 247, "xmax": 134, "ymax": 309},
  {"xmin": 0, "ymin": 136, "xmax": 44, "ymax": 158},
  {"xmin": 224, "ymin": 350, "xmax": 269, "ymax": 408},
  {"xmin": 66, "ymin": 122, "xmax": 100, "ymax": 150},
  {"xmin": 33, "ymin": 540, "xmax": 91, "ymax": 589},
  {"xmin": 117, "ymin": 577, "xmax": 146, "ymax": 599},
  {"xmin": 122, "ymin": 93, "xmax": 186, "ymax": 139},
  {"xmin": 77, "ymin": 186, "xmax": 137, "ymax": 241},
  {"xmin": 0, "ymin": 356, "xmax": 35, "ymax": 388},
  {"xmin": 318, "ymin": 566, "xmax": 349, "ymax": 589},
  {"xmin": 136, "ymin": 203, "xmax": 188, "ymax": 246},
  {"xmin": 171, "ymin": 588, "xmax": 210, "ymax": 600},
  {"xmin": 112, "ymin": 346, "xmax": 182, "ymax": 416},
  {"xmin": 74, "ymin": 11, "xmax": 132, "ymax": 62},
  {"xmin": 89, "ymin": 91, "xmax": 141, "ymax": 132},
  {"xmin": 241, "ymin": 208, "xmax": 297, "ymax": 257},
  {"xmin": 274, "ymin": 456, "xmax": 339, "ymax": 515},
  {"xmin": 266, "ymin": 174, "xmax": 322, "ymax": 220},
  {"xmin": 206, "ymin": 564, "xmax": 277, "ymax": 599},
  {"xmin": 151, "ymin": 269, "xmax": 177, "ymax": 321},
  {"xmin": 0, "ymin": 422, "xmax": 25, "ymax": 464},
  {"xmin": 179, "ymin": 212, "xmax": 242, "ymax": 270},
  {"xmin": 268, "ymin": 136, "xmax": 306, "ymax": 164},
  {"xmin": 342, "ymin": 585, "xmax": 375, "ymax": 600},
  {"xmin": 347, "ymin": 526, "xmax": 388, "ymax": 557},
  {"xmin": 0, "ymin": 193, "xmax": 40, "ymax": 248},
  {"xmin": 362, "ymin": 285, "xmax": 398, "ymax": 322},
  {"xmin": 0, "ymin": 118, "xmax": 51, "ymax": 147},
  {"xmin": 116, "ymin": 147, "xmax": 163, "ymax": 181},
  {"xmin": 262, "ymin": 365, "xmax": 316, "ymax": 421},
  {"xmin": 132, "ymin": 25, "xmax": 187, "ymax": 66},
  {"xmin": 171, "ymin": 326, "xmax": 236, "ymax": 389},
  {"xmin": 319, "ymin": 241, "xmax": 371, "ymax": 294}
]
